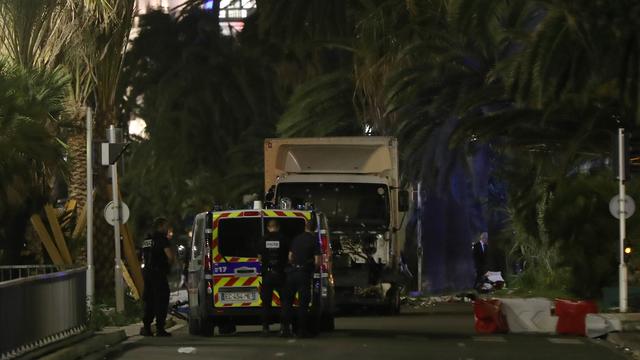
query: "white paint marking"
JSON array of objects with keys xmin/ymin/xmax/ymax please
[
  {"xmin": 548, "ymin": 338, "xmax": 584, "ymax": 345},
  {"xmin": 275, "ymin": 352, "xmax": 285, "ymax": 357},
  {"xmin": 472, "ymin": 336, "xmax": 506, "ymax": 343}
]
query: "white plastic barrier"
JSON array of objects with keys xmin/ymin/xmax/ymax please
[
  {"xmin": 499, "ymin": 298, "xmax": 558, "ymax": 333},
  {"xmin": 585, "ymin": 314, "xmax": 622, "ymax": 338}
]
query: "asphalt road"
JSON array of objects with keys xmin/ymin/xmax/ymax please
[{"xmin": 110, "ymin": 303, "xmax": 628, "ymax": 360}]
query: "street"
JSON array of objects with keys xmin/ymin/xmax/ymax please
[{"xmin": 110, "ymin": 303, "xmax": 627, "ymax": 360}]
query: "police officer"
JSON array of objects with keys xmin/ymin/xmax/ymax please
[
  {"xmin": 257, "ymin": 219, "xmax": 289, "ymax": 336},
  {"xmin": 282, "ymin": 216, "xmax": 321, "ymax": 338},
  {"xmin": 140, "ymin": 217, "xmax": 175, "ymax": 337}
]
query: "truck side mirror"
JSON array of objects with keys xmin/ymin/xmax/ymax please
[
  {"xmin": 398, "ymin": 190, "xmax": 409, "ymax": 212},
  {"xmin": 265, "ymin": 185, "xmax": 275, "ymax": 206},
  {"xmin": 264, "ymin": 185, "xmax": 276, "ymax": 202}
]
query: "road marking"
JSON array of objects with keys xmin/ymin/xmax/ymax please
[
  {"xmin": 472, "ymin": 336, "xmax": 507, "ymax": 342},
  {"xmin": 274, "ymin": 352, "xmax": 285, "ymax": 357},
  {"xmin": 396, "ymin": 335, "xmax": 424, "ymax": 341},
  {"xmin": 548, "ymin": 338, "xmax": 584, "ymax": 345},
  {"xmin": 457, "ymin": 342, "xmax": 466, "ymax": 347}
]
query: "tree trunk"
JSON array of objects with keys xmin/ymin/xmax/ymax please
[{"xmin": 67, "ymin": 127, "xmax": 87, "ymax": 212}]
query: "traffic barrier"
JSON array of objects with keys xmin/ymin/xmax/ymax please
[
  {"xmin": 0, "ymin": 266, "xmax": 87, "ymax": 359},
  {"xmin": 473, "ymin": 298, "xmax": 509, "ymax": 334},
  {"xmin": 499, "ymin": 298, "xmax": 558, "ymax": 334},
  {"xmin": 585, "ymin": 314, "xmax": 621, "ymax": 338},
  {"xmin": 555, "ymin": 299, "xmax": 598, "ymax": 336}
]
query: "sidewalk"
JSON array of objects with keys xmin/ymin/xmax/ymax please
[
  {"xmin": 605, "ymin": 314, "xmax": 640, "ymax": 359},
  {"xmin": 24, "ymin": 317, "xmax": 181, "ymax": 360}
]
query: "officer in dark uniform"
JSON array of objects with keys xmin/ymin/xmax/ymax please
[
  {"xmin": 257, "ymin": 219, "xmax": 289, "ymax": 336},
  {"xmin": 282, "ymin": 216, "xmax": 321, "ymax": 338},
  {"xmin": 140, "ymin": 217, "xmax": 175, "ymax": 337}
]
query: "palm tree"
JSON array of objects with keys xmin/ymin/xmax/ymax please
[
  {"xmin": 0, "ymin": 1, "xmax": 135, "ymax": 295},
  {"xmin": 0, "ymin": 63, "xmax": 68, "ymax": 264},
  {"xmin": 0, "ymin": 0, "xmax": 76, "ymax": 70},
  {"xmin": 0, "ymin": 0, "xmax": 134, "ymax": 221}
]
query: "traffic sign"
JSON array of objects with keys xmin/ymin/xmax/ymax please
[
  {"xmin": 104, "ymin": 201, "xmax": 130, "ymax": 225},
  {"xmin": 609, "ymin": 195, "xmax": 636, "ymax": 219}
]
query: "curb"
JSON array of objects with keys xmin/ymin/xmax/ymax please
[
  {"xmin": 38, "ymin": 330, "xmax": 127, "ymax": 360},
  {"xmin": 607, "ymin": 333, "xmax": 640, "ymax": 359},
  {"xmin": 19, "ymin": 331, "xmax": 94, "ymax": 360}
]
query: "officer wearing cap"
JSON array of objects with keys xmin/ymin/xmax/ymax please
[
  {"xmin": 281, "ymin": 216, "xmax": 321, "ymax": 338},
  {"xmin": 140, "ymin": 217, "xmax": 174, "ymax": 337},
  {"xmin": 258, "ymin": 219, "xmax": 289, "ymax": 336}
]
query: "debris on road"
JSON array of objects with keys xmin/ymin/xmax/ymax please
[
  {"xmin": 177, "ymin": 347, "xmax": 197, "ymax": 354},
  {"xmin": 402, "ymin": 294, "xmax": 472, "ymax": 309}
]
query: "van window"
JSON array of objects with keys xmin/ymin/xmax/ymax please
[
  {"xmin": 263, "ymin": 217, "xmax": 305, "ymax": 243},
  {"xmin": 191, "ymin": 215, "xmax": 205, "ymax": 260},
  {"xmin": 218, "ymin": 218, "xmax": 261, "ymax": 258}
]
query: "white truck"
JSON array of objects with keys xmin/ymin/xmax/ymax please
[{"xmin": 264, "ymin": 137, "xmax": 409, "ymax": 313}]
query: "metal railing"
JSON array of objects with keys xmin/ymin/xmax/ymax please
[
  {"xmin": 0, "ymin": 265, "xmax": 75, "ymax": 282},
  {"xmin": 0, "ymin": 266, "xmax": 87, "ymax": 360}
]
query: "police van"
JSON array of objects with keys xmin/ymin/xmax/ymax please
[{"xmin": 186, "ymin": 208, "xmax": 335, "ymax": 336}]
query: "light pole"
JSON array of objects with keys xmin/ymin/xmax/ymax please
[
  {"xmin": 617, "ymin": 127, "xmax": 628, "ymax": 313},
  {"xmin": 86, "ymin": 107, "xmax": 94, "ymax": 309},
  {"xmin": 108, "ymin": 125, "xmax": 125, "ymax": 313}
]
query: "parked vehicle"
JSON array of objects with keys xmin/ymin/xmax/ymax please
[
  {"xmin": 264, "ymin": 137, "xmax": 409, "ymax": 314},
  {"xmin": 186, "ymin": 208, "xmax": 335, "ymax": 335}
]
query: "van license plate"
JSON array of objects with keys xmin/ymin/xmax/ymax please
[{"xmin": 221, "ymin": 291, "xmax": 256, "ymax": 303}]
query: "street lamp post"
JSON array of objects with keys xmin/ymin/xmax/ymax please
[
  {"xmin": 108, "ymin": 125, "xmax": 125, "ymax": 313},
  {"xmin": 618, "ymin": 127, "xmax": 628, "ymax": 313},
  {"xmin": 86, "ymin": 107, "xmax": 94, "ymax": 310}
]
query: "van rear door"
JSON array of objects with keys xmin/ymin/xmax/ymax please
[{"xmin": 212, "ymin": 212, "xmax": 262, "ymax": 308}]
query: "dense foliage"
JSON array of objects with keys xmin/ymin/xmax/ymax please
[
  {"xmin": 5, "ymin": 0, "xmax": 640, "ymax": 299},
  {"xmin": 0, "ymin": 64, "xmax": 67, "ymax": 262}
]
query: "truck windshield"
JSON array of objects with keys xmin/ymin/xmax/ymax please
[{"xmin": 276, "ymin": 183, "xmax": 390, "ymax": 228}]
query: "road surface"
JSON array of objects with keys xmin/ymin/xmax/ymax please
[{"xmin": 110, "ymin": 303, "xmax": 627, "ymax": 360}]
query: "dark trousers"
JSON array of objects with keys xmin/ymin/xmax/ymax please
[
  {"xmin": 142, "ymin": 271, "xmax": 170, "ymax": 330},
  {"xmin": 260, "ymin": 271, "xmax": 284, "ymax": 328},
  {"xmin": 282, "ymin": 270, "xmax": 312, "ymax": 335}
]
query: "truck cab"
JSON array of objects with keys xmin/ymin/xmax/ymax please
[
  {"xmin": 186, "ymin": 209, "xmax": 334, "ymax": 336},
  {"xmin": 264, "ymin": 137, "xmax": 410, "ymax": 314}
]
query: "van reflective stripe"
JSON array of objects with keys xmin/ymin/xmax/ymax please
[
  {"xmin": 212, "ymin": 211, "xmax": 261, "ymax": 263},
  {"xmin": 242, "ymin": 276, "xmax": 258, "ymax": 286},
  {"xmin": 263, "ymin": 210, "xmax": 311, "ymax": 220},
  {"xmin": 209, "ymin": 209, "xmax": 314, "ymax": 308},
  {"xmin": 213, "ymin": 275, "xmax": 262, "ymax": 307}
]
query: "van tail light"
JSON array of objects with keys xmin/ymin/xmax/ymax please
[
  {"xmin": 205, "ymin": 253, "xmax": 211, "ymax": 273},
  {"xmin": 320, "ymin": 232, "xmax": 331, "ymax": 273},
  {"xmin": 206, "ymin": 280, "xmax": 213, "ymax": 294}
]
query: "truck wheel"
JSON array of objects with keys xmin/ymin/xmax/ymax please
[
  {"xmin": 319, "ymin": 312, "xmax": 335, "ymax": 331},
  {"xmin": 200, "ymin": 317, "xmax": 215, "ymax": 337},
  {"xmin": 188, "ymin": 316, "xmax": 200, "ymax": 335},
  {"xmin": 385, "ymin": 287, "xmax": 401, "ymax": 315}
]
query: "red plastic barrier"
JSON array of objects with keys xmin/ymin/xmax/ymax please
[
  {"xmin": 555, "ymin": 299, "xmax": 598, "ymax": 336},
  {"xmin": 473, "ymin": 299, "xmax": 509, "ymax": 334}
]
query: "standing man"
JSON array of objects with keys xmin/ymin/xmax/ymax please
[
  {"xmin": 472, "ymin": 232, "xmax": 489, "ymax": 290},
  {"xmin": 282, "ymin": 216, "xmax": 321, "ymax": 338},
  {"xmin": 258, "ymin": 219, "xmax": 289, "ymax": 336},
  {"xmin": 140, "ymin": 217, "xmax": 175, "ymax": 337}
]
